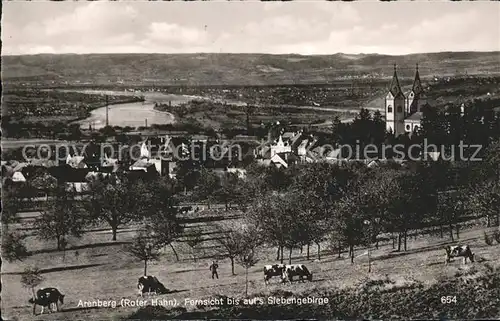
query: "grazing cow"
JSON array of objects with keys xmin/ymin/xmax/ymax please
[
  {"xmin": 137, "ymin": 275, "xmax": 168, "ymax": 296},
  {"xmin": 445, "ymin": 245, "xmax": 475, "ymax": 264},
  {"xmin": 28, "ymin": 287, "xmax": 65, "ymax": 315},
  {"xmin": 263, "ymin": 264, "xmax": 286, "ymax": 284},
  {"xmin": 282, "ymin": 264, "xmax": 313, "ymax": 283}
]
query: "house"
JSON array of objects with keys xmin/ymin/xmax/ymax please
[
  {"xmin": 270, "ymin": 135, "xmax": 292, "ymax": 157},
  {"xmin": 101, "ymin": 154, "xmax": 118, "ymax": 167},
  {"xmin": 66, "ymin": 154, "xmax": 87, "ymax": 169},
  {"xmin": 325, "ymin": 148, "xmax": 342, "ymax": 161},
  {"xmin": 166, "ymin": 161, "xmax": 177, "ymax": 179},
  {"xmin": 28, "ymin": 159, "xmax": 57, "ymax": 168},
  {"xmin": 48, "ymin": 165, "xmax": 90, "ymax": 183},
  {"xmin": 257, "ymin": 153, "xmax": 289, "ymax": 169},
  {"xmin": 129, "ymin": 159, "xmax": 158, "ymax": 175},
  {"xmin": 227, "ymin": 167, "xmax": 247, "ymax": 179},
  {"xmin": 12, "ymin": 171, "xmax": 27, "ymax": 183},
  {"xmin": 85, "ymin": 171, "xmax": 111, "ymax": 181},
  {"xmin": 65, "ymin": 182, "xmax": 90, "ymax": 194}
]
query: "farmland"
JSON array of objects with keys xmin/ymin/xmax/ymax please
[{"xmin": 2, "ymin": 208, "xmax": 500, "ymax": 320}]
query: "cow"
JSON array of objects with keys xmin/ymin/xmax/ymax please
[
  {"xmin": 445, "ymin": 245, "xmax": 475, "ymax": 264},
  {"xmin": 137, "ymin": 275, "xmax": 168, "ymax": 296},
  {"xmin": 263, "ymin": 264, "xmax": 286, "ymax": 285},
  {"xmin": 282, "ymin": 264, "xmax": 313, "ymax": 283},
  {"xmin": 28, "ymin": 287, "xmax": 65, "ymax": 315}
]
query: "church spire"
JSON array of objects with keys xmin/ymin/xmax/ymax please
[
  {"xmin": 389, "ymin": 64, "xmax": 403, "ymax": 97},
  {"xmin": 412, "ymin": 63, "xmax": 423, "ymax": 95}
]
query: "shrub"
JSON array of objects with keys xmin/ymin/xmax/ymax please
[
  {"xmin": 493, "ymin": 230, "xmax": 500, "ymax": 244},
  {"xmin": 1, "ymin": 232, "xmax": 30, "ymax": 262},
  {"xmin": 20, "ymin": 267, "xmax": 44, "ymax": 300},
  {"xmin": 483, "ymin": 231, "xmax": 494, "ymax": 246}
]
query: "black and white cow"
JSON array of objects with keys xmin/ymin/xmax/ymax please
[
  {"xmin": 137, "ymin": 275, "xmax": 168, "ymax": 296},
  {"xmin": 28, "ymin": 287, "xmax": 65, "ymax": 315},
  {"xmin": 445, "ymin": 245, "xmax": 475, "ymax": 264},
  {"xmin": 282, "ymin": 264, "xmax": 313, "ymax": 283},
  {"xmin": 263, "ymin": 264, "xmax": 286, "ymax": 284}
]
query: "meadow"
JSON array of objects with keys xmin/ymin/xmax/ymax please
[{"xmin": 2, "ymin": 207, "xmax": 500, "ymax": 320}]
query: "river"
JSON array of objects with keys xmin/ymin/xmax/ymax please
[{"xmin": 61, "ymin": 89, "xmax": 246, "ymax": 129}]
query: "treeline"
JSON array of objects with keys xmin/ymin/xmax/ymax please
[
  {"xmin": 174, "ymin": 139, "xmax": 499, "ymax": 264},
  {"xmin": 329, "ymin": 102, "xmax": 500, "ymax": 159},
  {"xmin": 2, "ymin": 138, "xmax": 499, "ymax": 280}
]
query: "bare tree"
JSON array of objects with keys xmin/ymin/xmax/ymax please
[
  {"xmin": 35, "ymin": 186, "xmax": 85, "ymax": 250},
  {"xmin": 236, "ymin": 223, "xmax": 261, "ymax": 297},
  {"xmin": 185, "ymin": 227, "xmax": 204, "ymax": 262},
  {"xmin": 126, "ymin": 231, "xmax": 162, "ymax": 276},
  {"xmin": 212, "ymin": 221, "xmax": 246, "ymax": 275},
  {"xmin": 21, "ymin": 267, "xmax": 45, "ymax": 304}
]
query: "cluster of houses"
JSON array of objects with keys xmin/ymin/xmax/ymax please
[{"xmin": 2, "ymin": 125, "xmax": 430, "ymax": 198}]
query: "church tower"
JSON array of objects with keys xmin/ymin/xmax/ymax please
[
  {"xmin": 406, "ymin": 63, "xmax": 426, "ymax": 115},
  {"xmin": 385, "ymin": 64, "xmax": 406, "ymax": 136}
]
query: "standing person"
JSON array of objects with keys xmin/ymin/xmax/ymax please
[{"xmin": 209, "ymin": 260, "xmax": 219, "ymax": 279}]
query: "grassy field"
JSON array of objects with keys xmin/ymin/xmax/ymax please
[{"xmin": 2, "ymin": 207, "xmax": 500, "ymax": 320}]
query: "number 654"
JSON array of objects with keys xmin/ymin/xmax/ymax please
[{"xmin": 441, "ymin": 296, "xmax": 457, "ymax": 304}]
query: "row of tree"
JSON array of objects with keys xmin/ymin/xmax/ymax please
[
  {"xmin": 329, "ymin": 103, "xmax": 500, "ymax": 159},
  {"xmin": 216, "ymin": 139, "xmax": 500, "ymax": 265},
  {"xmin": 2, "ymin": 138, "xmax": 499, "ymax": 276}
]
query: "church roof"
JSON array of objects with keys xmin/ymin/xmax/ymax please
[
  {"xmin": 389, "ymin": 64, "xmax": 404, "ymax": 98},
  {"xmin": 405, "ymin": 112, "xmax": 423, "ymax": 121},
  {"xmin": 411, "ymin": 63, "xmax": 423, "ymax": 96}
]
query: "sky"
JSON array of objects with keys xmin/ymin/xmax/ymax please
[{"xmin": 3, "ymin": 1, "xmax": 500, "ymax": 56}]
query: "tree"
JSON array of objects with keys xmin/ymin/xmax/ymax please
[
  {"xmin": 245, "ymin": 105, "xmax": 255, "ymax": 135},
  {"xmin": 212, "ymin": 221, "xmax": 247, "ymax": 275},
  {"xmin": 185, "ymin": 227, "xmax": 204, "ymax": 262},
  {"xmin": 29, "ymin": 173, "xmax": 58, "ymax": 196},
  {"xmin": 467, "ymin": 140, "xmax": 500, "ymax": 227},
  {"xmin": 2, "ymin": 232, "xmax": 30, "ymax": 262},
  {"xmin": 293, "ymin": 163, "xmax": 358, "ymax": 260},
  {"xmin": 238, "ymin": 250, "xmax": 259, "ymax": 297},
  {"xmin": 334, "ymin": 190, "xmax": 365, "ymax": 263},
  {"xmin": 194, "ymin": 167, "xmax": 221, "ymax": 209},
  {"xmin": 141, "ymin": 178, "xmax": 184, "ymax": 261},
  {"xmin": 174, "ymin": 159, "xmax": 201, "ymax": 192},
  {"xmin": 437, "ymin": 190, "xmax": 467, "ymax": 241},
  {"xmin": 21, "ymin": 267, "xmax": 44, "ymax": 304},
  {"xmin": 373, "ymin": 170, "xmax": 425, "ymax": 251},
  {"xmin": 351, "ymin": 108, "xmax": 373, "ymax": 146},
  {"xmin": 83, "ymin": 175, "xmax": 141, "ymax": 241},
  {"xmin": 217, "ymin": 172, "xmax": 243, "ymax": 211},
  {"xmin": 67, "ymin": 124, "xmax": 82, "ymax": 141},
  {"xmin": 235, "ymin": 223, "xmax": 260, "ymax": 297},
  {"xmin": 126, "ymin": 231, "xmax": 162, "ymax": 276},
  {"xmin": 331, "ymin": 116, "xmax": 343, "ymax": 144},
  {"xmin": 421, "ymin": 104, "xmax": 446, "ymax": 147},
  {"xmin": 372, "ymin": 110, "xmax": 386, "ymax": 146},
  {"xmin": 1, "ymin": 182, "xmax": 31, "ymax": 226},
  {"xmin": 247, "ymin": 192, "xmax": 291, "ymax": 263},
  {"xmin": 35, "ymin": 186, "xmax": 85, "ymax": 250}
]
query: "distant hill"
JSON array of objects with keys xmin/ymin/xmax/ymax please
[{"xmin": 2, "ymin": 52, "xmax": 499, "ymax": 86}]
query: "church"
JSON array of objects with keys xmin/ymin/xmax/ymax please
[{"xmin": 385, "ymin": 64, "xmax": 430, "ymax": 136}]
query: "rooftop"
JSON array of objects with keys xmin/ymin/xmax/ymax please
[{"xmin": 405, "ymin": 112, "xmax": 423, "ymax": 121}]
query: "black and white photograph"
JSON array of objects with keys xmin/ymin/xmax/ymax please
[{"xmin": 1, "ymin": 1, "xmax": 500, "ymax": 320}]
